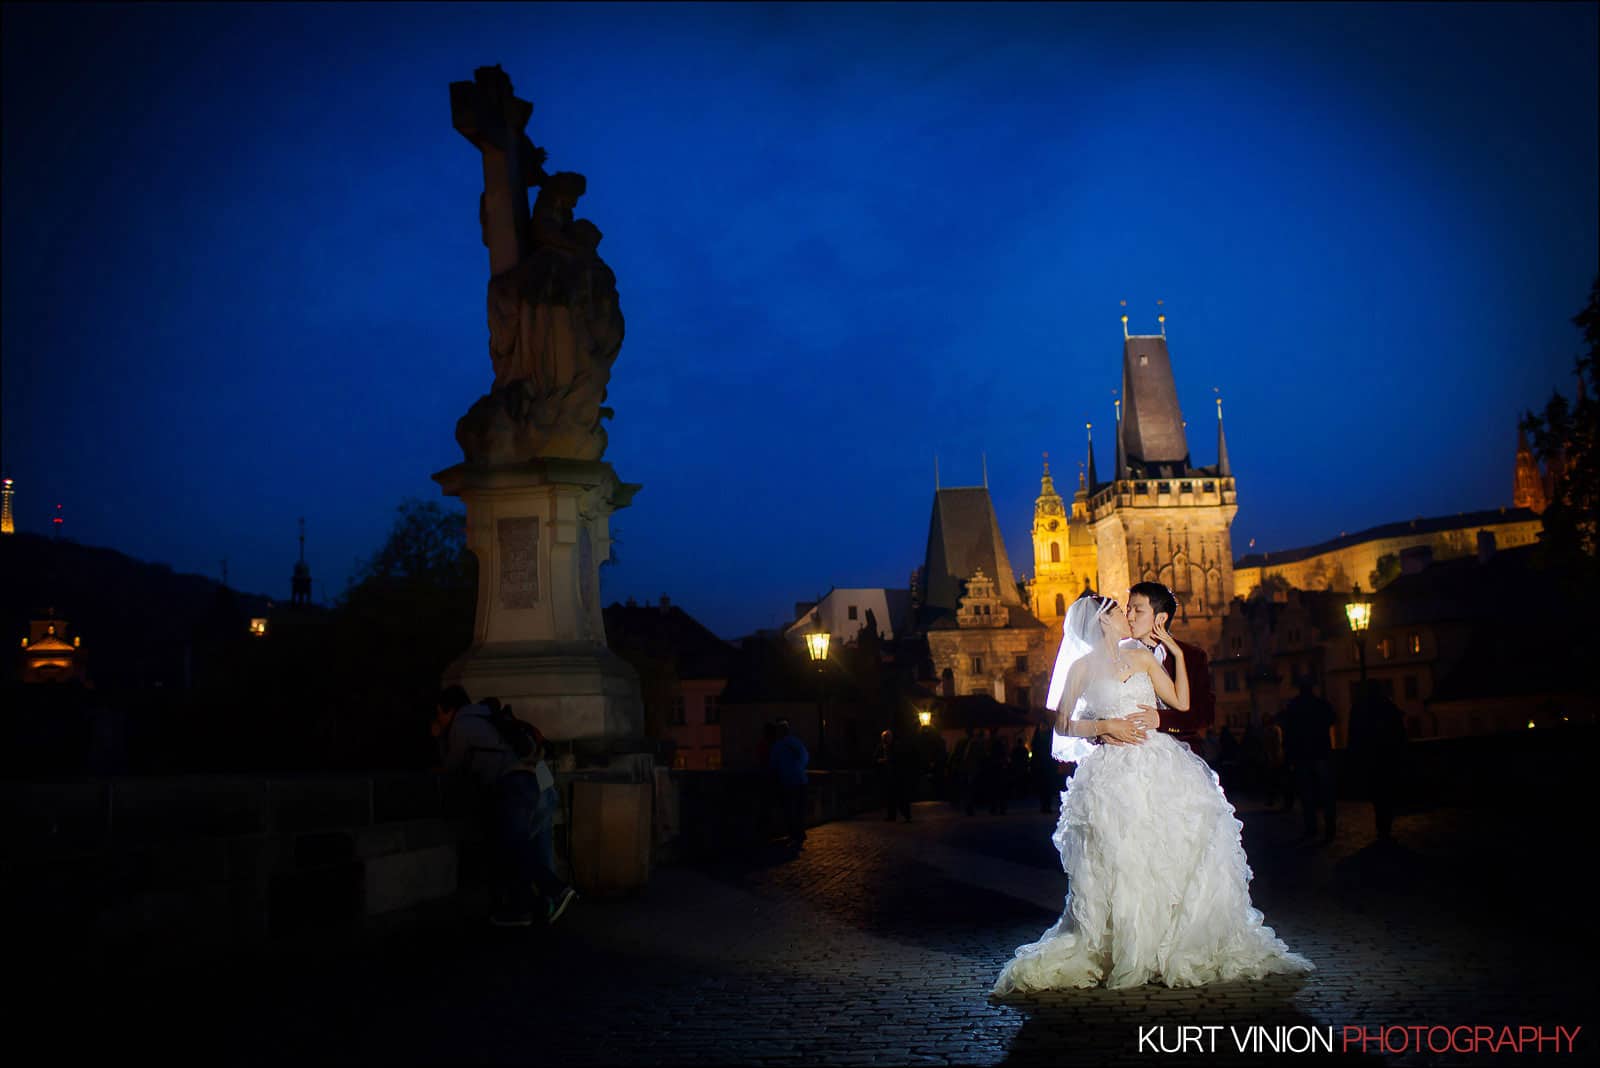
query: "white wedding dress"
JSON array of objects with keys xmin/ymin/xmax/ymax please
[{"xmin": 992, "ymin": 670, "xmax": 1313, "ymax": 993}]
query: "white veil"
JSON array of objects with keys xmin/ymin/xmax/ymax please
[{"xmin": 1045, "ymin": 594, "xmax": 1119, "ymax": 764}]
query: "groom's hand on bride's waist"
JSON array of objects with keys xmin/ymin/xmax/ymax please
[{"xmin": 1100, "ymin": 717, "xmax": 1149, "ymax": 746}]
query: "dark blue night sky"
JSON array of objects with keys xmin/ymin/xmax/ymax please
[{"xmin": 3, "ymin": 2, "xmax": 1595, "ymax": 638}]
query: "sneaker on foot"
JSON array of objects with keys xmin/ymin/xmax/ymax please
[{"xmin": 547, "ymin": 887, "xmax": 578, "ymax": 925}]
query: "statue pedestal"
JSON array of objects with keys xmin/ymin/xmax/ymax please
[{"xmin": 433, "ymin": 459, "xmax": 646, "ymax": 753}]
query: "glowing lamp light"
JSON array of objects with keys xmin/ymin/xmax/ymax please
[
  {"xmin": 1527, "ymin": 720, "xmax": 1536, "ymax": 730},
  {"xmin": 917, "ymin": 708, "xmax": 933, "ymax": 729},
  {"xmin": 1344, "ymin": 585, "xmax": 1372, "ymax": 635},
  {"xmin": 805, "ymin": 630, "xmax": 830, "ymax": 663},
  {"xmin": 249, "ymin": 618, "xmax": 269, "ymax": 638}
]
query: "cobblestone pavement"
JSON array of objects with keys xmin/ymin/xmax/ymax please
[{"xmin": 72, "ymin": 795, "xmax": 1592, "ymax": 1066}]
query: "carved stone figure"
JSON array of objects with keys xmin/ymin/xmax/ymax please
[{"xmin": 449, "ymin": 66, "xmax": 624, "ymax": 463}]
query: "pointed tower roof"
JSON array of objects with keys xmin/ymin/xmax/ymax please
[
  {"xmin": 1085, "ymin": 423, "xmax": 1098, "ymax": 491},
  {"xmin": 1216, "ymin": 396, "xmax": 1232, "ymax": 478},
  {"xmin": 1034, "ymin": 453, "xmax": 1066, "ymax": 523},
  {"xmin": 923, "ymin": 486, "xmax": 1022, "ymax": 613},
  {"xmin": 1121, "ymin": 329, "xmax": 1190, "ymax": 472}
]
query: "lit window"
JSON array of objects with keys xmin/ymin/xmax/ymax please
[
  {"xmin": 706, "ymin": 751, "xmax": 722, "ymax": 770},
  {"xmin": 1377, "ymin": 638, "xmax": 1393, "ymax": 660},
  {"xmin": 1408, "ymin": 633, "xmax": 1422, "ymax": 655},
  {"xmin": 249, "ymin": 618, "xmax": 268, "ymax": 638}
]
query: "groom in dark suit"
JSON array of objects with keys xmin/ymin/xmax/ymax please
[{"xmin": 1122, "ymin": 581, "xmax": 1216, "ymax": 748}]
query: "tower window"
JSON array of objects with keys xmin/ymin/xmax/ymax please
[
  {"xmin": 1050, "ymin": 542, "xmax": 1061, "ymax": 563},
  {"xmin": 1139, "ymin": 355, "xmax": 1149, "ymax": 366},
  {"xmin": 1055, "ymin": 593, "xmax": 1066, "ymax": 616},
  {"xmin": 971, "ymin": 656, "xmax": 983, "ymax": 674},
  {"xmin": 848, "ymin": 605, "xmax": 858, "ymax": 620},
  {"xmin": 1015, "ymin": 655, "xmax": 1028, "ymax": 673}
]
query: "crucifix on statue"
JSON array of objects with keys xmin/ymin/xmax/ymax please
[{"xmin": 449, "ymin": 65, "xmax": 546, "ymax": 277}]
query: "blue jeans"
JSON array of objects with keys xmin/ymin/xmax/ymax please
[{"xmin": 498, "ymin": 772, "xmax": 566, "ymax": 913}]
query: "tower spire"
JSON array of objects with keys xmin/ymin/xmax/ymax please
[
  {"xmin": 1085, "ymin": 422, "xmax": 1098, "ymax": 491},
  {"xmin": 982, "ymin": 452, "xmax": 988, "ymax": 489},
  {"xmin": 1215, "ymin": 391, "xmax": 1232, "ymax": 478},
  {"xmin": 1, "ymin": 478, "xmax": 14, "ymax": 536},
  {"xmin": 292, "ymin": 517, "xmax": 314, "ymax": 607},
  {"xmin": 935, "ymin": 455, "xmax": 941, "ymax": 491},
  {"xmin": 1113, "ymin": 395, "xmax": 1127, "ymax": 480},
  {"xmin": 1157, "ymin": 298, "xmax": 1166, "ymax": 338}
]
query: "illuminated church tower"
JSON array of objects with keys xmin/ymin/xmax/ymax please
[
  {"xmin": 1, "ymin": 478, "xmax": 13, "ymax": 535},
  {"xmin": 1513, "ymin": 426, "xmax": 1547, "ymax": 514},
  {"xmin": 1088, "ymin": 308, "xmax": 1238, "ymax": 653},
  {"xmin": 1030, "ymin": 435, "xmax": 1098, "ymax": 627}
]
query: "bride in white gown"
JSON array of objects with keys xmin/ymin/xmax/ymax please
[{"xmin": 992, "ymin": 593, "xmax": 1313, "ymax": 994}]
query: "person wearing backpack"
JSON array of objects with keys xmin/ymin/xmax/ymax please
[{"xmin": 434, "ymin": 685, "xmax": 578, "ymax": 928}]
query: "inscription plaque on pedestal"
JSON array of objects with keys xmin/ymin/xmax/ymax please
[{"xmin": 498, "ymin": 516, "xmax": 539, "ymax": 608}]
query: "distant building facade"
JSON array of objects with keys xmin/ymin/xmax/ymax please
[
  {"xmin": 1232, "ymin": 508, "xmax": 1543, "ymax": 601},
  {"xmin": 19, "ymin": 612, "xmax": 87, "ymax": 684},
  {"xmin": 605, "ymin": 596, "xmax": 733, "ymax": 770},
  {"xmin": 920, "ymin": 487, "xmax": 1052, "ymax": 709},
  {"xmin": 784, "ymin": 587, "xmax": 911, "ymax": 647}
]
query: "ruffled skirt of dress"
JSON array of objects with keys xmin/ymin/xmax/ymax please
[{"xmin": 992, "ymin": 734, "xmax": 1313, "ymax": 993}]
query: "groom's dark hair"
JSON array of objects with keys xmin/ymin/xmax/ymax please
[{"xmin": 1128, "ymin": 582, "xmax": 1177, "ymax": 627}]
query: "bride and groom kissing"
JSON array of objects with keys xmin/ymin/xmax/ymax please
[
  {"xmin": 1090, "ymin": 581, "xmax": 1216, "ymax": 750},
  {"xmin": 992, "ymin": 582, "xmax": 1311, "ymax": 995}
]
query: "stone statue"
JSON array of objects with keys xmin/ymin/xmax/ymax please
[{"xmin": 449, "ymin": 66, "xmax": 624, "ymax": 463}]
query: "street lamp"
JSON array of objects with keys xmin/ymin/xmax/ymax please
[
  {"xmin": 917, "ymin": 706, "xmax": 933, "ymax": 729},
  {"xmin": 806, "ymin": 628, "xmax": 830, "ymax": 765},
  {"xmin": 1345, "ymin": 583, "xmax": 1371, "ymax": 691}
]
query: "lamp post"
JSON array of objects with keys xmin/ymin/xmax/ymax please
[
  {"xmin": 805, "ymin": 629, "xmax": 830, "ymax": 766},
  {"xmin": 1344, "ymin": 583, "xmax": 1372, "ymax": 693}
]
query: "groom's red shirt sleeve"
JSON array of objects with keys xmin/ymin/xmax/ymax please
[{"xmin": 1161, "ymin": 639, "xmax": 1216, "ymax": 737}]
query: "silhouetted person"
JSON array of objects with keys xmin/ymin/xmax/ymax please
[
  {"xmin": 1030, "ymin": 716, "xmax": 1057, "ymax": 813},
  {"xmin": 875, "ymin": 729, "xmax": 913, "ymax": 822},
  {"xmin": 1008, "ymin": 734, "xmax": 1031, "ymax": 802},
  {"xmin": 964, "ymin": 728, "xmax": 990, "ymax": 815},
  {"xmin": 1348, "ymin": 680, "xmax": 1407, "ymax": 840},
  {"xmin": 770, "ymin": 719, "xmax": 809, "ymax": 847},
  {"xmin": 1280, "ymin": 678, "xmax": 1337, "ymax": 843},
  {"xmin": 434, "ymin": 686, "xmax": 576, "ymax": 927},
  {"xmin": 1260, "ymin": 718, "xmax": 1288, "ymax": 809},
  {"xmin": 949, "ymin": 727, "xmax": 974, "ymax": 810},
  {"xmin": 986, "ymin": 731, "xmax": 1011, "ymax": 814}
]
